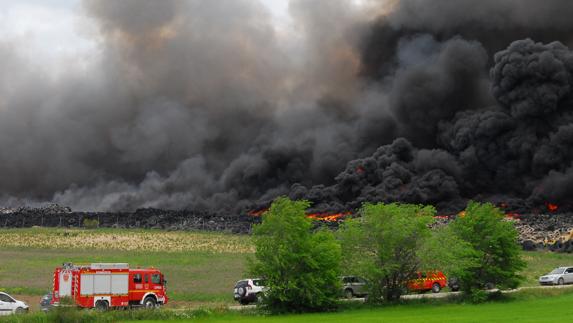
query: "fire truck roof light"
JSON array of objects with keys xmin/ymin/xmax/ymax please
[{"xmin": 90, "ymin": 263, "xmax": 129, "ymax": 269}]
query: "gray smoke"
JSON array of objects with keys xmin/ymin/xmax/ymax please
[{"xmin": 2, "ymin": 0, "xmax": 573, "ymax": 213}]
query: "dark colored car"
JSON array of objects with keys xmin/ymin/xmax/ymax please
[
  {"xmin": 447, "ymin": 277, "xmax": 495, "ymax": 291},
  {"xmin": 448, "ymin": 277, "xmax": 460, "ymax": 292},
  {"xmin": 40, "ymin": 293, "xmax": 53, "ymax": 312}
]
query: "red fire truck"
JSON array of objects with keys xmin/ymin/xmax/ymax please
[{"xmin": 52, "ymin": 263, "xmax": 168, "ymax": 310}]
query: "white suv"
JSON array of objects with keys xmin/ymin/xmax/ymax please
[
  {"xmin": 0, "ymin": 292, "xmax": 29, "ymax": 315},
  {"xmin": 233, "ymin": 279, "xmax": 266, "ymax": 305}
]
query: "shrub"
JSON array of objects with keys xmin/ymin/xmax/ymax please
[
  {"xmin": 82, "ymin": 218, "xmax": 99, "ymax": 229},
  {"xmin": 449, "ymin": 201, "xmax": 526, "ymax": 298},
  {"xmin": 250, "ymin": 197, "xmax": 341, "ymax": 313},
  {"xmin": 339, "ymin": 203, "xmax": 435, "ymax": 302}
]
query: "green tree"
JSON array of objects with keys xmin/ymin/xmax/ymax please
[
  {"xmin": 250, "ymin": 197, "xmax": 341, "ymax": 313},
  {"xmin": 418, "ymin": 225, "xmax": 478, "ymax": 281},
  {"xmin": 449, "ymin": 201, "xmax": 525, "ymax": 296},
  {"xmin": 339, "ymin": 203, "xmax": 435, "ymax": 302}
]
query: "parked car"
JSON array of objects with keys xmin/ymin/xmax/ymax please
[
  {"xmin": 447, "ymin": 277, "xmax": 460, "ymax": 292},
  {"xmin": 234, "ymin": 279, "xmax": 266, "ymax": 305},
  {"xmin": 0, "ymin": 292, "xmax": 29, "ymax": 316},
  {"xmin": 40, "ymin": 293, "xmax": 54, "ymax": 312},
  {"xmin": 407, "ymin": 271, "xmax": 447, "ymax": 293},
  {"xmin": 341, "ymin": 276, "xmax": 368, "ymax": 299},
  {"xmin": 539, "ymin": 267, "xmax": 573, "ymax": 285},
  {"xmin": 446, "ymin": 277, "xmax": 496, "ymax": 291}
]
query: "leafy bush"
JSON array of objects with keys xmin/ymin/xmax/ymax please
[
  {"xmin": 449, "ymin": 202, "xmax": 526, "ymax": 299},
  {"xmin": 339, "ymin": 203, "xmax": 435, "ymax": 302},
  {"xmin": 82, "ymin": 218, "xmax": 99, "ymax": 229},
  {"xmin": 250, "ymin": 197, "xmax": 341, "ymax": 313}
]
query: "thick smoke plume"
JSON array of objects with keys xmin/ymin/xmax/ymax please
[{"xmin": 2, "ymin": 0, "xmax": 573, "ymax": 214}]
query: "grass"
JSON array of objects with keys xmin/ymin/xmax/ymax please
[
  {"xmin": 0, "ymin": 227, "xmax": 253, "ymax": 253},
  {"xmin": 0, "ymin": 228, "xmax": 252, "ymax": 304},
  {"xmin": 133, "ymin": 289, "xmax": 573, "ymax": 322},
  {"xmin": 1, "ymin": 227, "xmax": 573, "ymax": 311},
  {"xmin": 3, "ymin": 289, "xmax": 573, "ymax": 323}
]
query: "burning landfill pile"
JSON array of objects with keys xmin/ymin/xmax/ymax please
[{"xmin": 2, "ymin": 1, "xmax": 573, "ymax": 250}]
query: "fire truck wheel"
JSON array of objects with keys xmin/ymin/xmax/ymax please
[
  {"xmin": 144, "ymin": 297, "xmax": 157, "ymax": 308},
  {"xmin": 95, "ymin": 300, "xmax": 109, "ymax": 311},
  {"xmin": 431, "ymin": 283, "xmax": 441, "ymax": 293}
]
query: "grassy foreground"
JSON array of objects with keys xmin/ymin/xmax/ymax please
[{"xmin": 138, "ymin": 290, "xmax": 573, "ymax": 323}]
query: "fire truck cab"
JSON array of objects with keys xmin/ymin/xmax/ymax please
[{"xmin": 52, "ymin": 263, "xmax": 168, "ymax": 310}]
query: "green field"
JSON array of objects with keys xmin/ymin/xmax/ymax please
[
  {"xmin": 1, "ymin": 227, "xmax": 573, "ymax": 312},
  {"xmin": 130, "ymin": 290, "xmax": 573, "ymax": 322}
]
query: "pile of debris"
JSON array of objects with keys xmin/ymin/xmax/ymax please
[
  {"xmin": 0, "ymin": 205, "xmax": 256, "ymax": 234},
  {"xmin": 2, "ymin": 204, "xmax": 573, "ymax": 252},
  {"xmin": 516, "ymin": 214, "xmax": 573, "ymax": 252}
]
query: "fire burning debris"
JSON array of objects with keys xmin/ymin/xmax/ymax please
[
  {"xmin": 547, "ymin": 203, "xmax": 559, "ymax": 213},
  {"xmin": 2, "ymin": 1, "xmax": 573, "ymax": 217},
  {"xmin": 248, "ymin": 208, "xmax": 351, "ymax": 222}
]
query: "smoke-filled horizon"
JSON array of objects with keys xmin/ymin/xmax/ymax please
[{"xmin": 2, "ymin": 0, "xmax": 573, "ymax": 213}]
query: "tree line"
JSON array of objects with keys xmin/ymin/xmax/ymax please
[{"xmin": 250, "ymin": 198, "xmax": 525, "ymax": 313}]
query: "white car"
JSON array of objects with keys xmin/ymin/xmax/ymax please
[
  {"xmin": 233, "ymin": 279, "xmax": 266, "ymax": 305},
  {"xmin": 0, "ymin": 292, "xmax": 29, "ymax": 315},
  {"xmin": 539, "ymin": 267, "xmax": 573, "ymax": 285}
]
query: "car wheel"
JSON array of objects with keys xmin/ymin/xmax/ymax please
[
  {"xmin": 144, "ymin": 297, "xmax": 157, "ymax": 308},
  {"xmin": 255, "ymin": 293, "xmax": 263, "ymax": 304},
  {"xmin": 344, "ymin": 289, "xmax": 354, "ymax": 299},
  {"xmin": 95, "ymin": 300, "xmax": 109, "ymax": 311},
  {"xmin": 237, "ymin": 287, "xmax": 247, "ymax": 297},
  {"xmin": 558, "ymin": 278, "xmax": 565, "ymax": 285},
  {"xmin": 15, "ymin": 307, "xmax": 25, "ymax": 314},
  {"xmin": 432, "ymin": 283, "xmax": 441, "ymax": 293}
]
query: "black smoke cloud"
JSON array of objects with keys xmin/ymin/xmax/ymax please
[{"xmin": 2, "ymin": 0, "xmax": 573, "ymax": 214}]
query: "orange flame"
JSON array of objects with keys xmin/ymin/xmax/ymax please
[
  {"xmin": 248, "ymin": 208, "xmax": 269, "ymax": 217},
  {"xmin": 547, "ymin": 203, "xmax": 558, "ymax": 212},
  {"xmin": 248, "ymin": 208, "xmax": 351, "ymax": 222},
  {"xmin": 306, "ymin": 212, "xmax": 352, "ymax": 222},
  {"xmin": 505, "ymin": 212, "xmax": 521, "ymax": 220}
]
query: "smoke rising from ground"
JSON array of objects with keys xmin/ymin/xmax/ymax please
[{"xmin": 2, "ymin": 0, "xmax": 573, "ymax": 213}]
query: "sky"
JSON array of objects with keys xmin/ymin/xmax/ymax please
[{"xmin": 0, "ymin": 0, "xmax": 291, "ymax": 73}]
